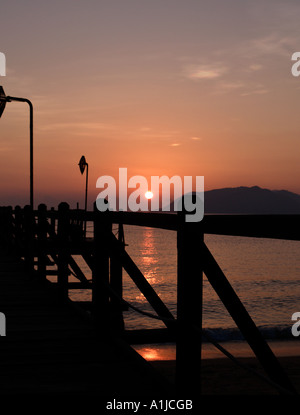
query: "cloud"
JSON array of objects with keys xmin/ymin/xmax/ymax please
[
  {"xmin": 240, "ymin": 88, "xmax": 269, "ymax": 97},
  {"xmin": 185, "ymin": 64, "xmax": 227, "ymax": 80},
  {"xmin": 217, "ymin": 81, "xmax": 246, "ymax": 93},
  {"xmin": 216, "ymin": 80, "xmax": 268, "ymax": 97},
  {"xmin": 249, "ymin": 34, "xmax": 296, "ymax": 57},
  {"xmin": 248, "ymin": 64, "xmax": 263, "ymax": 72}
]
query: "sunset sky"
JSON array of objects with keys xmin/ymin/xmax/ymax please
[{"xmin": 0, "ymin": 0, "xmax": 300, "ymax": 208}]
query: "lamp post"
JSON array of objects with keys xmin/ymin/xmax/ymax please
[
  {"xmin": 0, "ymin": 86, "xmax": 34, "ymax": 208},
  {"xmin": 78, "ymin": 155, "xmax": 89, "ymax": 236}
]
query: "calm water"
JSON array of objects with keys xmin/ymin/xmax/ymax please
[{"xmin": 71, "ymin": 224, "xmax": 300, "ymax": 344}]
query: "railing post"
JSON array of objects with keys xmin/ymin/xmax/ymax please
[
  {"xmin": 176, "ymin": 205, "xmax": 204, "ymax": 397},
  {"xmin": 37, "ymin": 204, "xmax": 48, "ymax": 280},
  {"xmin": 14, "ymin": 206, "xmax": 23, "ymax": 256},
  {"xmin": 6, "ymin": 206, "xmax": 14, "ymax": 247},
  {"xmin": 50, "ymin": 207, "xmax": 56, "ymax": 235},
  {"xmin": 0, "ymin": 207, "xmax": 6, "ymax": 247},
  {"xmin": 57, "ymin": 202, "xmax": 70, "ymax": 302},
  {"xmin": 0, "ymin": 207, "xmax": 12, "ymax": 248},
  {"xmin": 110, "ymin": 223, "xmax": 125, "ymax": 331},
  {"xmin": 23, "ymin": 205, "xmax": 35, "ymax": 274},
  {"xmin": 92, "ymin": 201, "xmax": 111, "ymax": 329}
]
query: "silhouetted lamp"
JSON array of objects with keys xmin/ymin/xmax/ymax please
[
  {"xmin": 0, "ymin": 86, "xmax": 34, "ymax": 207},
  {"xmin": 78, "ymin": 155, "xmax": 89, "ymax": 236}
]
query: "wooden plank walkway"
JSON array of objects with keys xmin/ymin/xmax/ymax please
[{"xmin": 0, "ymin": 249, "xmax": 172, "ymax": 396}]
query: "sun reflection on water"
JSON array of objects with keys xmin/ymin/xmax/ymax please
[
  {"xmin": 140, "ymin": 227, "xmax": 159, "ymax": 286},
  {"xmin": 133, "ymin": 345, "xmax": 176, "ymax": 361}
]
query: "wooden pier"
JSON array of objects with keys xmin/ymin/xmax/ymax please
[
  {"xmin": 0, "ymin": 203, "xmax": 299, "ymax": 397},
  {"xmin": 0, "ymin": 252, "xmax": 172, "ymax": 397}
]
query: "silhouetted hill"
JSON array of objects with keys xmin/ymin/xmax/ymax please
[{"xmin": 204, "ymin": 186, "xmax": 300, "ymax": 214}]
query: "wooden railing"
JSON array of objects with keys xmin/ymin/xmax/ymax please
[{"xmin": 0, "ymin": 203, "xmax": 299, "ymax": 396}]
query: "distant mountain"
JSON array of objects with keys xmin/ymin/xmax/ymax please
[{"xmin": 204, "ymin": 186, "xmax": 300, "ymax": 214}]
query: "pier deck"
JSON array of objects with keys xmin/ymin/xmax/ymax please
[{"xmin": 0, "ymin": 249, "xmax": 171, "ymax": 396}]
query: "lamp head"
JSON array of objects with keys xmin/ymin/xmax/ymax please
[
  {"xmin": 0, "ymin": 86, "xmax": 7, "ymax": 118},
  {"xmin": 79, "ymin": 155, "xmax": 87, "ymax": 174}
]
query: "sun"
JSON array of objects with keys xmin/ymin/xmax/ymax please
[{"xmin": 145, "ymin": 191, "xmax": 153, "ymax": 199}]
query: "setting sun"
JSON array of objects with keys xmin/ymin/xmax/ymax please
[{"xmin": 145, "ymin": 191, "xmax": 153, "ymax": 199}]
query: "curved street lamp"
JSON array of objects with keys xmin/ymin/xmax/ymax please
[
  {"xmin": 0, "ymin": 86, "xmax": 34, "ymax": 207},
  {"xmin": 78, "ymin": 155, "xmax": 89, "ymax": 237}
]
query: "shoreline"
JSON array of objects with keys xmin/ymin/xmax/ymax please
[
  {"xmin": 133, "ymin": 338, "xmax": 300, "ymax": 361},
  {"xmin": 134, "ymin": 339, "xmax": 300, "ymax": 395}
]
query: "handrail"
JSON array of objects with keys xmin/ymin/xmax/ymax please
[{"xmin": 7, "ymin": 204, "xmax": 300, "ymax": 239}]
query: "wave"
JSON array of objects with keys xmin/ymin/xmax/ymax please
[{"xmin": 203, "ymin": 325, "xmax": 294, "ymax": 343}]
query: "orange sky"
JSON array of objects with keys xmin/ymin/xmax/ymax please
[{"xmin": 0, "ymin": 1, "xmax": 300, "ymax": 208}]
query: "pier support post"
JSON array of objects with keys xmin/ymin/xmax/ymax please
[
  {"xmin": 37, "ymin": 204, "xmax": 47, "ymax": 280},
  {"xmin": 92, "ymin": 201, "xmax": 111, "ymax": 329},
  {"xmin": 50, "ymin": 207, "xmax": 56, "ymax": 235},
  {"xmin": 14, "ymin": 206, "xmax": 23, "ymax": 256},
  {"xmin": 0, "ymin": 206, "xmax": 13, "ymax": 248},
  {"xmin": 57, "ymin": 202, "xmax": 70, "ymax": 302},
  {"xmin": 109, "ymin": 223, "xmax": 125, "ymax": 331},
  {"xmin": 176, "ymin": 207, "xmax": 204, "ymax": 397},
  {"xmin": 23, "ymin": 205, "xmax": 35, "ymax": 274}
]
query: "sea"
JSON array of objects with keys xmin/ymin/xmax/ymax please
[{"xmin": 69, "ymin": 223, "xmax": 300, "ymax": 360}]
